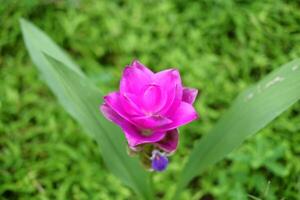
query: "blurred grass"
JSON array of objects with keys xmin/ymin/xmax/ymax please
[{"xmin": 1, "ymin": 0, "xmax": 300, "ymax": 199}]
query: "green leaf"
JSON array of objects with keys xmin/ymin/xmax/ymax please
[
  {"xmin": 20, "ymin": 18, "xmax": 153, "ymax": 200},
  {"xmin": 174, "ymin": 59, "xmax": 300, "ymax": 199}
]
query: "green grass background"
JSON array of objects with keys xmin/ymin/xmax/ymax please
[{"xmin": 1, "ymin": 0, "xmax": 300, "ymax": 199}]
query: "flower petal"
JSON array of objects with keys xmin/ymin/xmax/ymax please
[
  {"xmin": 154, "ymin": 69, "xmax": 181, "ymax": 90},
  {"xmin": 160, "ymin": 101, "xmax": 198, "ymax": 131},
  {"xmin": 120, "ymin": 92, "xmax": 142, "ymax": 115},
  {"xmin": 154, "ymin": 69, "xmax": 183, "ymax": 115},
  {"xmin": 164, "ymin": 84, "xmax": 183, "ymax": 117},
  {"xmin": 100, "ymin": 103, "xmax": 121, "ymax": 124},
  {"xmin": 151, "ymin": 150, "xmax": 169, "ymax": 171},
  {"xmin": 100, "ymin": 103, "xmax": 166, "ymax": 147},
  {"xmin": 131, "ymin": 60, "xmax": 154, "ymax": 76},
  {"xmin": 156, "ymin": 129, "xmax": 179, "ymax": 153},
  {"xmin": 141, "ymin": 84, "xmax": 166, "ymax": 113},
  {"xmin": 131, "ymin": 115, "xmax": 172, "ymax": 130},
  {"xmin": 120, "ymin": 60, "xmax": 154, "ymax": 95},
  {"xmin": 182, "ymin": 87, "xmax": 198, "ymax": 104},
  {"xmin": 126, "ymin": 130, "xmax": 166, "ymax": 148},
  {"xmin": 104, "ymin": 92, "xmax": 131, "ymax": 119}
]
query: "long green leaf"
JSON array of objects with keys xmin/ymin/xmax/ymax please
[
  {"xmin": 174, "ymin": 59, "xmax": 300, "ymax": 199},
  {"xmin": 20, "ymin": 18, "xmax": 153, "ymax": 200}
]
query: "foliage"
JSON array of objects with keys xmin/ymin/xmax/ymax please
[
  {"xmin": 20, "ymin": 18, "xmax": 153, "ymax": 199},
  {"xmin": 1, "ymin": 0, "xmax": 300, "ymax": 199}
]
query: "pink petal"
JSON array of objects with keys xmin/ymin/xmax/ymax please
[
  {"xmin": 154, "ymin": 69, "xmax": 181, "ymax": 89},
  {"xmin": 100, "ymin": 103, "xmax": 124, "ymax": 125},
  {"xmin": 160, "ymin": 101, "xmax": 198, "ymax": 131},
  {"xmin": 131, "ymin": 60, "xmax": 154, "ymax": 76},
  {"xmin": 154, "ymin": 69, "xmax": 183, "ymax": 115},
  {"xmin": 164, "ymin": 84, "xmax": 183, "ymax": 117},
  {"xmin": 131, "ymin": 115, "xmax": 172, "ymax": 130},
  {"xmin": 104, "ymin": 92, "xmax": 133, "ymax": 122},
  {"xmin": 141, "ymin": 84, "xmax": 166, "ymax": 113},
  {"xmin": 126, "ymin": 130, "xmax": 166, "ymax": 147},
  {"xmin": 100, "ymin": 104, "xmax": 166, "ymax": 147},
  {"xmin": 120, "ymin": 60, "xmax": 154, "ymax": 95},
  {"xmin": 182, "ymin": 87, "xmax": 198, "ymax": 104},
  {"xmin": 156, "ymin": 129, "xmax": 179, "ymax": 153},
  {"xmin": 104, "ymin": 92, "xmax": 138, "ymax": 126},
  {"xmin": 120, "ymin": 92, "xmax": 142, "ymax": 115}
]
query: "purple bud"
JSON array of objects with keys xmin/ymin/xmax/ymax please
[{"xmin": 151, "ymin": 150, "xmax": 168, "ymax": 172}]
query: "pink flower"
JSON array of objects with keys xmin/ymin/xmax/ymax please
[{"xmin": 100, "ymin": 60, "xmax": 198, "ymax": 153}]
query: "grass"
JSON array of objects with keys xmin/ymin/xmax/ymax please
[{"xmin": 1, "ymin": 0, "xmax": 300, "ymax": 199}]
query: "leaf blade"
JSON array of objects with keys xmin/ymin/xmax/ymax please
[
  {"xmin": 174, "ymin": 59, "xmax": 300, "ymax": 199},
  {"xmin": 20, "ymin": 18, "xmax": 154, "ymax": 200}
]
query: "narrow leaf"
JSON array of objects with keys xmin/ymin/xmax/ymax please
[
  {"xmin": 20, "ymin": 18, "xmax": 153, "ymax": 200},
  {"xmin": 174, "ymin": 59, "xmax": 300, "ymax": 199}
]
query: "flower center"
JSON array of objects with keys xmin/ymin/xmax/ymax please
[{"xmin": 141, "ymin": 129, "xmax": 153, "ymax": 136}]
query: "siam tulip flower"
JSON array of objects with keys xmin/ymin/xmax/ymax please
[{"xmin": 100, "ymin": 60, "xmax": 198, "ymax": 171}]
